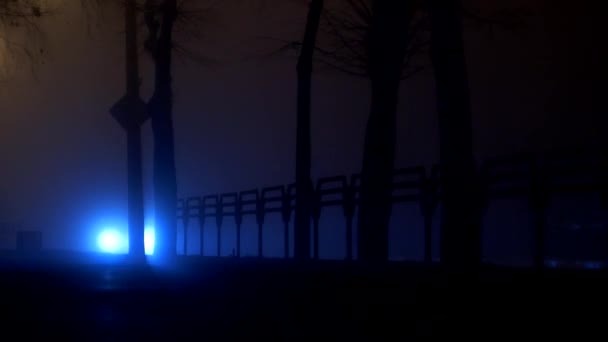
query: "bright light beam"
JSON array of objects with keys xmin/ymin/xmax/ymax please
[
  {"xmin": 144, "ymin": 227, "xmax": 155, "ymax": 255},
  {"xmin": 97, "ymin": 226, "xmax": 154, "ymax": 255},
  {"xmin": 97, "ymin": 229, "xmax": 124, "ymax": 254}
]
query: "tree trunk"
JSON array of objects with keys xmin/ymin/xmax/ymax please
[
  {"xmin": 115, "ymin": 0, "xmax": 145, "ymax": 261},
  {"xmin": 294, "ymin": 0, "xmax": 323, "ymax": 261},
  {"xmin": 357, "ymin": 1, "xmax": 411, "ymax": 262},
  {"xmin": 148, "ymin": 0, "xmax": 178, "ymax": 259},
  {"xmin": 127, "ymin": 125, "xmax": 145, "ymax": 259},
  {"xmin": 429, "ymin": 0, "xmax": 482, "ymax": 268},
  {"xmin": 357, "ymin": 81, "xmax": 400, "ymax": 262}
]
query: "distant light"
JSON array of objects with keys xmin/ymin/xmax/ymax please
[
  {"xmin": 582, "ymin": 261, "xmax": 604, "ymax": 270},
  {"xmin": 144, "ymin": 227, "xmax": 155, "ymax": 255},
  {"xmin": 98, "ymin": 229, "xmax": 124, "ymax": 253}
]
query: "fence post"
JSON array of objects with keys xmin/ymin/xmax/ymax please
[
  {"xmin": 311, "ymin": 186, "xmax": 321, "ymax": 260},
  {"xmin": 199, "ymin": 219, "xmax": 205, "ymax": 256},
  {"xmin": 531, "ymin": 159, "xmax": 549, "ymax": 269},
  {"xmin": 281, "ymin": 189, "xmax": 293, "ymax": 259},
  {"xmin": 217, "ymin": 201, "xmax": 223, "ymax": 257},
  {"xmin": 601, "ymin": 150, "xmax": 608, "ymax": 210},
  {"xmin": 420, "ymin": 176, "xmax": 434, "ymax": 264},
  {"xmin": 235, "ymin": 197, "xmax": 242, "ymax": 258},
  {"xmin": 256, "ymin": 195, "xmax": 265, "ymax": 258},
  {"xmin": 197, "ymin": 199, "xmax": 205, "ymax": 256},
  {"xmin": 179, "ymin": 199, "xmax": 188, "ymax": 256},
  {"xmin": 344, "ymin": 176, "xmax": 358, "ymax": 261},
  {"xmin": 602, "ymin": 151, "xmax": 608, "ymax": 259}
]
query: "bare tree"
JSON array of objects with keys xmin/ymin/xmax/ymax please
[
  {"xmin": 109, "ymin": 0, "xmax": 147, "ymax": 261},
  {"xmin": 143, "ymin": 0, "xmax": 179, "ymax": 259},
  {"xmin": 427, "ymin": 0, "xmax": 488, "ymax": 269},
  {"xmin": 317, "ymin": 0, "xmax": 427, "ymax": 262},
  {"xmin": 428, "ymin": 0, "xmax": 479, "ymax": 268},
  {"xmin": 0, "ymin": 0, "xmax": 49, "ymax": 78},
  {"xmin": 318, "ymin": 0, "xmax": 527, "ymax": 264},
  {"xmin": 80, "ymin": 0, "xmax": 216, "ymax": 258},
  {"xmin": 294, "ymin": 0, "xmax": 324, "ymax": 261},
  {"xmin": 143, "ymin": 0, "xmax": 218, "ymax": 258},
  {"xmin": 318, "ymin": 0, "xmax": 428, "ymax": 79},
  {"xmin": 429, "ymin": 1, "xmax": 530, "ymax": 268},
  {"xmin": 263, "ymin": 0, "xmax": 426, "ymax": 261},
  {"xmin": 242, "ymin": 0, "xmax": 325, "ymax": 260}
]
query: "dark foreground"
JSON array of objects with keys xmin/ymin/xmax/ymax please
[{"xmin": 1, "ymin": 253, "xmax": 607, "ymax": 340}]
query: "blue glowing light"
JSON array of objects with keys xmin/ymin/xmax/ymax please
[
  {"xmin": 96, "ymin": 225, "xmax": 155, "ymax": 256},
  {"xmin": 582, "ymin": 261, "xmax": 604, "ymax": 270},
  {"xmin": 97, "ymin": 229, "xmax": 124, "ymax": 253},
  {"xmin": 144, "ymin": 227, "xmax": 155, "ymax": 255}
]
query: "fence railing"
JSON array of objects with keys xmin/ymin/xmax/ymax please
[{"xmin": 177, "ymin": 149, "xmax": 607, "ymax": 265}]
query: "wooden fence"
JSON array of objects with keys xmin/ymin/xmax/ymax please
[{"xmin": 177, "ymin": 149, "xmax": 607, "ymax": 266}]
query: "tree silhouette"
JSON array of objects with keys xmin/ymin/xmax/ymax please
[
  {"xmin": 143, "ymin": 0, "xmax": 179, "ymax": 259},
  {"xmin": 319, "ymin": 0, "xmax": 526, "ymax": 264},
  {"xmin": 294, "ymin": 0, "xmax": 324, "ymax": 260},
  {"xmin": 318, "ymin": 0, "xmax": 427, "ymax": 261},
  {"xmin": 109, "ymin": 0, "xmax": 147, "ymax": 260},
  {"xmin": 81, "ymin": 0, "xmax": 215, "ymax": 258},
  {"xmin": 269, "ymin": 0, "xmax": 427, "ymax": 261},
  {"xmin": 0, "ymin": 0, "xmax": 48, "ymax": 78},
  {"xmin": 355, "ymin": 1, "xmax": 418, "ymax": 262},
  {"xmin": 429, "ymin": 1, "xmax": 529, "ymax": 267},
  {"xmin": 144, "ymin": 0, "xmax": 218, "ymax": 258},
  {"xmin": 428, "ymin": 0, "xmax": 481, "ymax": 267}
]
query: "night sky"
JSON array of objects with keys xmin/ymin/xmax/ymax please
[{"xmin": 0, "ymin": 0, "xmax": 605, "ymax": 252}]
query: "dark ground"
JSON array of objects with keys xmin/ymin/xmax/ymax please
[{"xmin": 0, "ymin": 253, "xmax": 606, "ymax": 340}]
